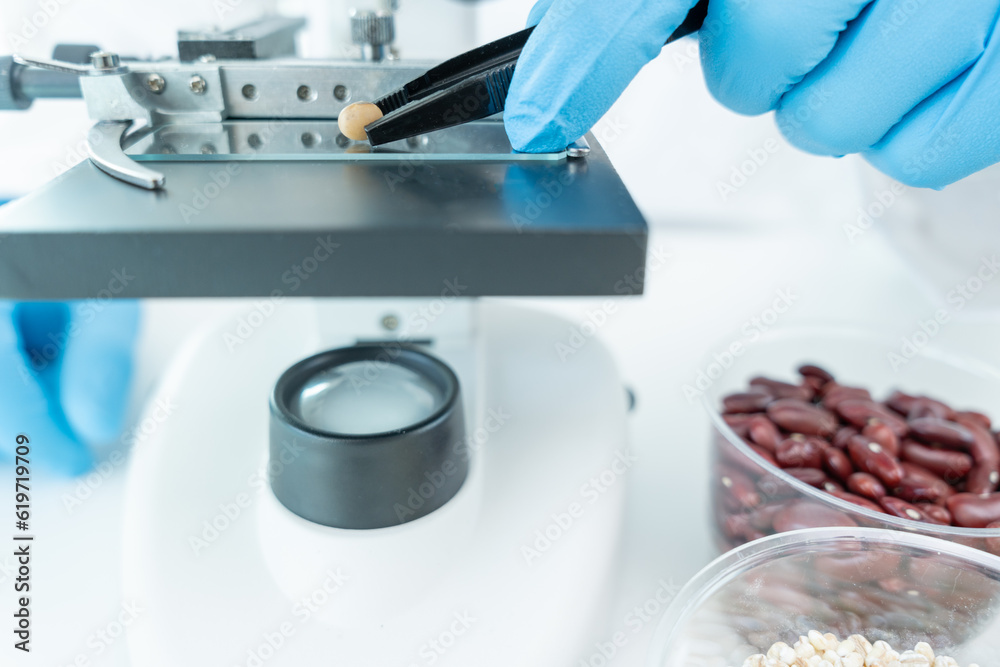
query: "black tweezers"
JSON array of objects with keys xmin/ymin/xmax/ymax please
[{"xmin": 364, "ymin": 0, "xmax": 710, "ymax": 147}]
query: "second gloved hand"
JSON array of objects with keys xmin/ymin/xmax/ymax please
[
  {"xmin": 0, "ymin": 301, "xmax": 139, "ymax": 476},
  {"xmin": 699, "ymin": 0, "xmax": 1000, "ymax": 188},
  {"xmin": 505, "ymin": 0, "xmax": 702, "ymax": 154}
]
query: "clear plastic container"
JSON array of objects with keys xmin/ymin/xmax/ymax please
[
  {"xmin": 706, "ymin": 326, "xmax": 1000, "ymax": 553},
  {"xmin": 648, "ymin": 527, "xmax": 1000, "ymax": 667}
]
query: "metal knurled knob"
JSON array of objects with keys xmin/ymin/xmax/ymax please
[{"xmin": 350, "ymin": 10, "xmax": 395, "ymax": 49}]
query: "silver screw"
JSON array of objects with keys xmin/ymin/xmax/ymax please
[
  {"xmin": 189, "ymin": 75, "xmax": 207, "ymax": 95},
  {"xmin": 381, "ymin": 314, "xmax": 400, "ymax": 331},
  {"xmin": 90, "ymin": 51, "xmax": 121, "ymax": 71},
  {"xmin": 145, "ymin": 73, "xmax": 166, "ymax": 94}
]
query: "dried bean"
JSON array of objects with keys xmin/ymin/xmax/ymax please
[
  {"xmin": 772, "ymin": 500, "xmax": 857, "ymax": 532},
  {"xmin": 783, "ymin": 467, "xmax": 829, "ymax": 488},
  {"xmin": 723, "ymin": 392, "xmax": 771, "ymax": 414},
  {"xmin": 880, "ymin": 496, "xmax": 931, "ymax": 522},
  {"xmin": 830, "ymin": 490, "xmax": 884, "ymax": 513},
  {"xmin": 956, "ymin": 410, "xmax": 992, "ymax": 430},
  {"xmin": 750, "ymin": 376, "xmax": 813, "ymax": 401},
  {"xmin": 820, "ymin": 385, "xmax": 872, "ymax": 410},
  {"xmin": 861, "ymin": 421, "xmax": 899, "ymax": 457},
  {"xmin": 899, "ymin": 440, "xmax": 972, "ymax": 483},
  {"xmin": 908, "ymin": 417, "xmax": 974, "ymax": 449},
  {"xmin": 836, "ymin": 399, "xmax": 909, "ymax": 437},
  {"xmin": 798, "ymin": 363, "xmax": 834, "ymax": 384},
  {"xmin": 894, "ymin": 463, "xmax": 952, "ymax": 504},
  {"xmin": 767, "ymin": 399, "xmax": 837, "ymax": 437},
  {"xmin": 846, "ymin": 472, "xmax": 887, "ymax": 501},
  {"xmin": 814, "ymin": 551, "xmax": 902, "ymax": 582},
  {"xmin": 885, "ymin": 390, "xmax": 918, "ymax": 416},
  {"xmin": 722, "ymin": 413, "xmax": 755, "ymax": 438},
  {"xmin": 748, "ymin": 445, "xmax": 778, "ymax": 467},
  {"xmin": 822, "ymin": 447, "xmax": 854, "ymax": 483},
  {"xmin": 953, "ymin": 416, "xmax": 1000, "ymax": 495},
  {"xmin": 916, "ymin": 503, "xmax": 952, "ymax": 525},
  {"xmin": 832, "ymin": 426, "xmax": 858, "ymax": 449},
  {"xmin": 748, "ymin": 503, "xmax": 785, "ymax": 531},
  {"xmin": 747, "ymin": 415, "xmax": 781, "ymax": 452},
  {"xmin": 718, "ymin": 467, "xmax": 761, "ymax": 511},
  {"xmin": 907, "ymin": 397, "xmax": 957, "ymax": 420},
  {"xmin": 801, "ymin": 375, "xmax": 825, "ymax": 394},
  {"xmin": 946, "ymin": 493, "xmax": 1000, "ymax": 528},
  {"xmin": 775, "ymin": 436, "xmax": 824, "ymax": 469},
  {"xmin": 847, "ymin": 436, "xmax": 904, "ymax": 487}
]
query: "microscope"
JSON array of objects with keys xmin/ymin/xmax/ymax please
[{"xmin": 0, "ymin": 6, "xmax": 648, "ymax": 665}]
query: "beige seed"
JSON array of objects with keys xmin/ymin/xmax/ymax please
[{"xmin": 337, "ymin": 102, "xmax": 384, "ymax": 141}]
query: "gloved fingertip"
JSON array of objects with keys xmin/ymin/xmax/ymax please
[
  {"xmin": 61, "ymin": 344, "xmax": 134, "ymax": 444},
  {"xmin": 526, "ymin": 0, "xmax": 556, "ymax": 27},
  {"xmin": 505, "ymin": 111, "xmax": 575, "ymax": 154}
]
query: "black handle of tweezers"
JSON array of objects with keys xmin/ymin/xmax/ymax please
[{"xmin": 365, "ymin": 0, "xmax": 709, "ymax": 146}]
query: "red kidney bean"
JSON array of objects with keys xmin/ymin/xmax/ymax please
[
  {"xmin": 823, "ymin": 447, "xmax": 854, "ymax": 482},
  {"xmin": 847, "ymin": 472, "xmax": 887, "ymax": 501},
  {"xmin": 820, "ymin": 385, "xmax": 872, "ymax": 410},
  {"xmin": 722, "ymin": 413, "xmax": 755, "ymax": 438},
  {"xmin": 814, "ymin": 551, "xmax": 901, "ymax": 582},
  {"xmin": 801, "ymin": 375, "xmax": 825, "ymax": 394},
  {"xmin": 956, "ymin": 410, "xmax": 992, "ymax": 430},
  {"xmin": 748, "ymin": 445, "xmax": 778, "ymax": 467},
  {"xmin": 766, "ymin": 399, "xmax": 837, "ymax": 437},
  {"xmin": 848, "ymin": 436, "xmax": 904, "ymax": 487},
  {"xmin": 832, "ymin": 426, "xmax": 859, "ymax": 449},
  {"xmin": 821, "ymin": 479, "xmax": 844, "ymax": 494},
  {"xmin": 723, "ymin": 392, "xmax": 772, "ymax": 414},
  {"xmin": 830, "ymin": 490, "xmax": 884, "ymax": 513},
  {"xmin": 747, "ymin": 415, "xmax": 781, "ymax": 452},
  {"xmin": 916, "ymin": 503, "xmax": 952, "ymax": 525},
  {"xmin": 880, "ymin": 496, "xmax": 932, "ymax": 523},
  {"xmin": 899, "ymin": 440, "xmax": 972, "ymax": 483},
  {"xmin": 885, "ymin": 390, "xmax": 919, "ymax": 416},
  {"xmin": 718, "ymin": 467, "xmax": 761, "ymax": 511},
  {"xmin": 894, "ymin": 463, "xmax": 952, "ymax": 504},
  {"xmin": 783, "ymin": 467, "xmax": 829, "ymax": 488},
  {"xmin": 953, "ymin": 416, "xmax": 1000, "ymax": 495},
  {"xmin": 908, "ymin": 417, "xmax": 975, "ymax": 449},
  {"xmin": 747, "ymin": 503, "xmax": 785, "ymax": 532},
  {"xmin": 907, "ymin": 397, "xmax": 957, "ymax": 421},
  {"xmin": 775, "ymin": 436, "xmax": 825, "ymax": 469},
  {"xmin": 722, "ymin": 513, "xmax": 752, "ymax": 541},
  {"xmin": 772, "ymin": 500, "xmax": 857, "ymax": 532},
  {"xmin": 947, "ymin": 493, "xmax": 1000, "ymax": 528},
  {"xmin": 836, "ymin": 399, "xmax": 909, "ymax": 437},
  {"xmin": 749, "ymin": 377, "xmax": 812, "ymax": 401},
  {"xmin": 862, "ymin": 421, "xmax": 899, "ymax": 457},
  {"xmin": 798, "ymin": 363, "xmax": 834, "ymax": 384}
]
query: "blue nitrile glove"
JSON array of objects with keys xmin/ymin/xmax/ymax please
[
  {"xmin": 700, "ymin": 0, "xmax": 1000, "ymax": 188},
  {"xmin": 0, "ymin": 301, "xmax": 139, "ymax": 476},
  {"xmin": 505, "ymin": 0, "xmax": 702, "ymax": 153},
  {"xmin": 508, "ymin": 0, "xmax": 1000, "ymax": 189}
]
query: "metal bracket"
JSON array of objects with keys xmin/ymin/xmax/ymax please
[{"xmin": 88, "ymin": 121, "xmax": 166, "ymax": 189}]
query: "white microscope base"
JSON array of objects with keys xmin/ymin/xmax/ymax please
[{"xmin": 122, "ymin": 300, "xmax": 629, "ymax": 666}]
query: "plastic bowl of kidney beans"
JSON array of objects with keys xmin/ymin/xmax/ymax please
[
  {"xmin": 713, "ymin": 356, "xmax": 1000, "ymax": 554},
  {"xmin": 648, "ymin": 528, "xmax": 1000, "ymax": 667}
]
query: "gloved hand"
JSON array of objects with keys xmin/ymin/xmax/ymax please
[
  {"xmin": 0, "ymin": 301, "xmax": 139, "ymax": 476},
  {"xmin": 507, "ymin": 0, "xmax": 1000, "ymax": 189},
  {"xmin": 505, "ymin": 0, "xmax": 702, "ymax": 153}
]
